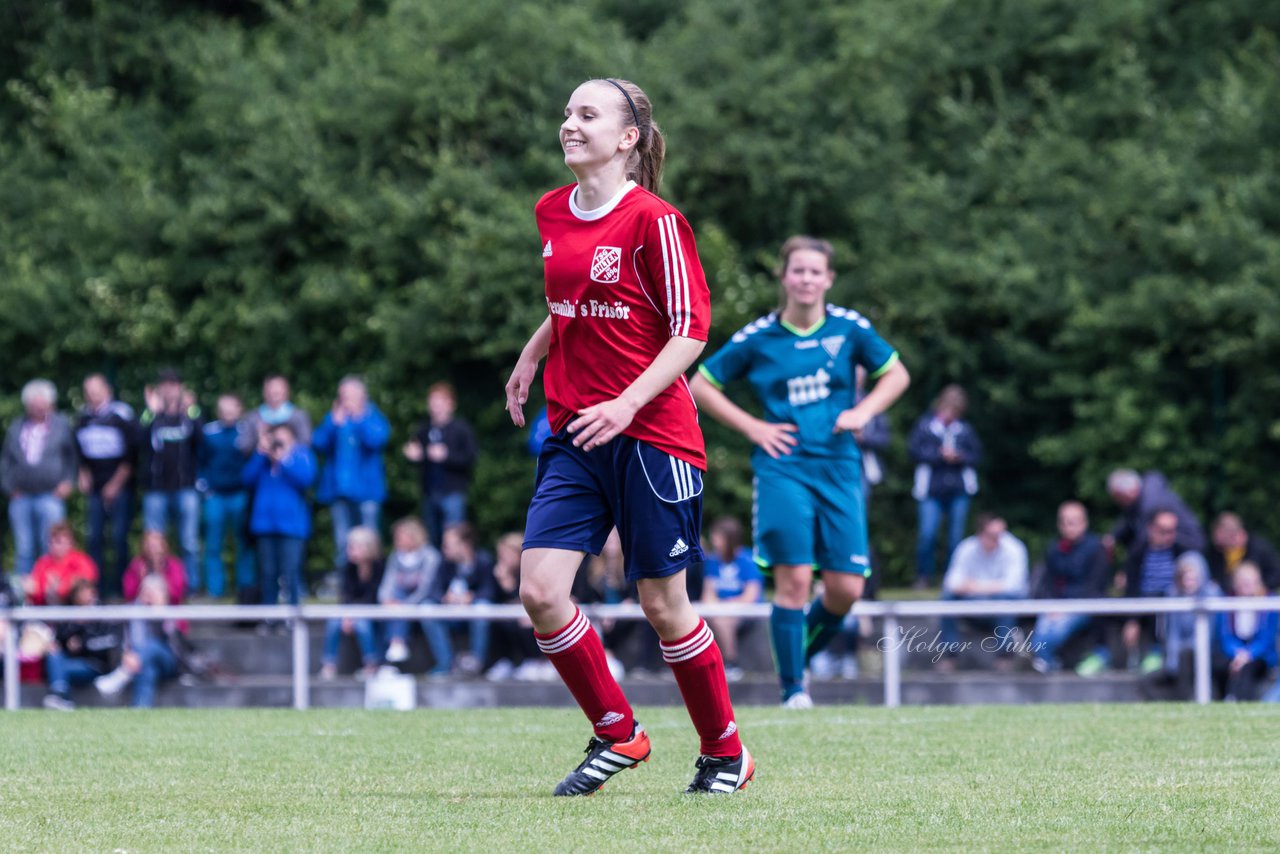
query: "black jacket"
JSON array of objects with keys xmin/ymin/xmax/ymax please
[
  {"xmin": 55, "ymin": 619, "xmax": 123, "ymax": 669},
  {"xmin": 340, "ymin": 559, "xmax": 386, "ymax": 605},
  {"xmin": 1208, "ymin": 534, "xmax": 1280, "ymax": 592},
  {"xmin": 438, "ymin": 549, "xmax": 496, "ymax": 602},
  {"xmin": 414, "ymin": 418, "xmax": 477, "ymax": 496},
  {"xmin": 140, "ymin": 407, "xmax": 203, "ymax": 491}
]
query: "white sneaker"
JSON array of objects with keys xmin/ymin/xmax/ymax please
[
  {"xmin": 319, "ymin": 663, "xmax": 337, "ymax": 681},
  {"xmin": 94, "ymin": 668, "xmax": 131, "ymax": 697},
  {"xmin": 782, "ymin": 692, "xmax": 815, "ymax": 710},
  {"xmin": 485, "ymin": 659, "xmax": 514, "ymax": 682},
  {"xmin": 723, "ymin": 665, "xmax": 745, "ymax": 683},
  {"xmin": 605, "ymin": 651, "xmax": 626, "ymax": 682},
  {"xmin": 839, "ymin": 655, "xmax": 860, "ymax": 680},
  {"xmin": 385, "ymin": 641, "xmax": 409, "ymax": 663},
  {"xmin": 42, "ymin": 694, "xmax": 75, "ymax": 711}
]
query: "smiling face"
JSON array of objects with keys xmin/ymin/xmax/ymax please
[
  {"xmin": 780, "ymin": 248, "xmax": 835, "ymax": 312},
  {"xmin": 560, "ymin": 81, "xmax": 637, "ymax": 179}
]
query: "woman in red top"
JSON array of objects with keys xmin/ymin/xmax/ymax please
[
  {"xmin": 123, "ymin": 530, "xmax": 187, "ymax": 606},
  {"xmin": 26, "ymin": 522, "xmax": 97, "ymax": 605},
  {"xmin": 505, "ymin": 78, "xmax": 751, "ymax": 797}
]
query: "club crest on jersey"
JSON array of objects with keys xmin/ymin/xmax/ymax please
[
  {"xmin": 590, "ymin": 245, "xmax": 623, "ymax": 284},
  {"xmin": 820, "ymin": 335, "xmax": 846, "ymax": 359}
]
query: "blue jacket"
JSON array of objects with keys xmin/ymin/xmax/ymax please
[
  {"xmin": 1217, "ymin": 602, "xmax": 1279, "ymax": 668},
  {"xmin": 199, "ymin": 420, "xmax": 251, "ymax": 494},
  {"xmin": 242, "ymin": 449, "xmax": 316, "ymax": 538},
  {"xmin": 908, "ymin": 415, "xmax": 982, "ymax": 499},
  {"xmin": 1035, "ymin": 534, "xmax": 1108, "ymax": 599},
  {"xmin": 312, "ymin": 405, "xmax": 391, "ymax": 504}
]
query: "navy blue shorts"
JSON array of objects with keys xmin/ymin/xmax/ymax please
[{"xmin": 523, "ymin": 431, "xmax": 705, "ymax": 581}]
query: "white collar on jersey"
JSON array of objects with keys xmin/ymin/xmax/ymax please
[{"xmin": 569, "ymin": 180, "xmax": 637, "ymax": 221}]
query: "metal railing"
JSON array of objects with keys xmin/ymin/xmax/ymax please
[{"xmin": 2, "ymin": 596, "xmax": 1273, "ymax": 710}]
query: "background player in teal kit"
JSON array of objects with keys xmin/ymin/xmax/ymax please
[{"xmin": 690, "ymin": 236, "xmax": 910, "ymax": 707}]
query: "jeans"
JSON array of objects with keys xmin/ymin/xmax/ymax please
[
  {"xmin": 143, "ymin": 489, "xmax": 200, "ymax": 592},
  {"xmin": 422, "ymin": 491, "xmax": 467, "ymax": 548},
  {"xmin": 132, "ymin": 637, "xmax": 178, "ymax": 708},
  {"xmin": 387, "ymin": 604, "xmax": 490, "ymax": 673},
  {"xmin": 45, "ymin": 652, "xmax": 104, "ymax": 698},
  {"xmin": 329, "ymin": 499, "xmax": 381, "ymax": 563},
  {"xmin": 938, "ymin": 591, "xmax": 1021, "ymax": 651},
  {"xmin": 203, "ymin": 491, "xmax": 254, "ymax": 598},
  {"xmin": 8, "ymin": 492, "xmax": 66, "ymax": 577},
  {"xmin": 1032, "ymin": 613, "xmax": 1091, "ymax": 666},
  {"xmin": 87, "ymin": 488, "xmax": 133, "ymax": 597},
  {"xmin": 916, "ymin": 493, "xmax": 971, "ymax": 583},
  {"xmin": 322, "ymin": 618, "xmax": 380, "ymax": 666},
  {"xmin": 258, "ymin": 535, "xmax": 307, "ymax": 606}
]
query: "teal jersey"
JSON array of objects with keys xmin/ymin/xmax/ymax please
[{"xmin": 698, "ymin": 305, "xmax": 898, "ymax": 462}]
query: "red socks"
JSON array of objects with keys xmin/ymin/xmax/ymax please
[
  {"xmin": 661, "ymin": 620, "xmax": 743, "ymax": 757},
  {"xmin": 535, "ymin": 608, "xmax": 634, "ymax": 742}
]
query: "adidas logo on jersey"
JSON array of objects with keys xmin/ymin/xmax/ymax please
[
  {"xmin": 669, "ymin": 538, "xmax": 689, "ymax": 557},
  {"xmin": 543, "ymin": 240, "xmax": 553, "ymax": 257}
]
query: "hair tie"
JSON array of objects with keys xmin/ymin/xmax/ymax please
[{"xmin": 604, "ymin": 78, "xmax": 643, "ymax": 136}]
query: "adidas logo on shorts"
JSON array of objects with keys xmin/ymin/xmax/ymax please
[{"xmin": 669, "ymin": 538, "xmax": 689, "ymax": 558}]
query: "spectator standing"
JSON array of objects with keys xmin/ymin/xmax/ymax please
[
  {"xmin": 237, "ymin": 374, "xmax": 313, "ymax": 453},
  {"xmin": 1, "ymin": 379, "xmax": 77, "ymax": 577},
  {"xmin": 319, "ymin": 526, "xmax": 385, "ymax": 681},
  {"xmin": 139, "ymin": 370, "xmax": 203, "ymax": 593},
  {"xmin": 936, "ymin": 515, "xmax": 1028, "ymax": 670},
  {"xmin": 123, "ymin": 530, "xmax": 188, "ymax": 606},
  {"xmin": 403, "ymin": 382, "xmax": 476, "ymax": 548},
  {"xmin": 380, "ymin": 518, "xmax": 446, "ymax": 669},
  {"xmin": 435, "ymin": 522, "xmax": 498, "ymax": 676},
  {"xmin": 1104, "ymin": 469, "xmax": 1205, "ymax": 556},
  {"xmin": 700, "ymin": 517, "xmax": 764, "ymax": 681},
  {"xmin": 1029, "ymin": 501, "xmax": 1109, "ymax": 673},
  {"xmin": 243, "ymin": 423, "xmax": 316, "ymax": 608},
  {"xmin": 42, "ymin": 579, "xmax": 122, "ymax": 711},
  {"xmin": 1208, "ymin": 512, "xmax": 1280, "ymax": 592},
  {"xmin": 908, "ymin": 385, "xmax": 982, "ymax": 588},
  {"xmin": 312, "ymin": 376, "xmax": 391, "ymax": 563},
  {"xmin": 75, "ymin": 374, "xmax": 138, "ymax": 597},
  {"xmin": 25, "ymin": 522, "xmax": 98, "ymax": 606},
  {"xmin": 1218, "ymin": 562, "xmax": 1278, "ymax": 702},
  {"xmin": 199, "ymin": 394, "xmax": 255, "ymax": 601}
]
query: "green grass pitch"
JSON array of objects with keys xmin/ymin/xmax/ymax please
[{"xmin": 2, "ymin": 704, "xmax": 1277, "ymax": 851}]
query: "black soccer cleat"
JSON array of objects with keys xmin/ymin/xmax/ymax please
[
  {"xmin": 553, "ymin": 721, "xmax": 651, "ymax": 797},
  {"xmin": 685, "ymin": 747, "xmax": 755, "ymax": 794}
]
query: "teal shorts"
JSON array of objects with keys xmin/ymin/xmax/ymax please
[{"xmin": 752, "ymin": 455, "xmax": 870, "ymax": 576}]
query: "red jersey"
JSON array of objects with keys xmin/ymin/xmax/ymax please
[{"xmin": 536, "ymin": 181, "xmax": 711, "ymax": 469}]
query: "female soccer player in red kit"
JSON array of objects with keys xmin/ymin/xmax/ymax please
[{"xmin": 505, "ymin": 78, "xmax": 752, "ymax": 796}]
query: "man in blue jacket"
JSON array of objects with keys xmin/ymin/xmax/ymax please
[{"xmin": 312, "ymin": 377, "xmax": 390, "ymax": 566}]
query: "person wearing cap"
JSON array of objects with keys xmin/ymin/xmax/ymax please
[{"xmin": 139, "ymin": 369, "xmax": 204, "ymax": 594}]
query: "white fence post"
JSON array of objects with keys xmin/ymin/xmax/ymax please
[
  {"xmin": 293, "ymin": 612, "xmax": 310, "ymax": 711},
  {"xmin": 4, "ymin": 618, "xmax": 17, "ymax": 711},
  {"xmin": 1193, "ymin": 607, "xmax": 1212, "ymax": 706},
  {"xmin": 883, "ymin": 611, "xmax": 901, "ymax": 709}
]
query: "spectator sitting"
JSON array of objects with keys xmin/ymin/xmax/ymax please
[
  {"xmin": 199, "ymin": 393, "xmax": 256, "ymax": 602},
  {"xmin": 1218, "ymin": 562, "xmax": 1278, "ymax": 702},
  {"xmin": 320, "ymin": 526, "xmax": 385, "ymax": 681},
  {"xmin": 700, "ymin": 517, "xmax": 764, "ymax": 681},
  {"xmin": 243, "ymin": 423, "xmax": 316, "ymax": 611},
  {"xmin": 93, "ymin": 574, "xmax": 183, "ymax": 708},
  {"xmin": 403, "ymin": 382, "xmax": 477, "ymax": 548},
  {"xmin": 237, "ymin": 374, "xmax": 313, "ymax": 453},
  {"xmin": 1, "ymin": 379, "xmax": 78, "ymax": 578},
  {"xmin": 25, "ymin": 522, "xmax": 99, "ymax": 606},
  {"xmin": 1029, "ymin": 501, "xmax": 1108, "ymax": 673},
  {"xmin": 380, "ymin": 518, "xmax": 446, "ymax": 669},
  {"xmin": 936, "ymin": 514, "xmax": 1028, "ymax": 671},
  {"xmin": 1142, "ymin": 552, "xmax": 1223, "ymax": 701},
  {"xmin": 124, "ymin": 530, "xmax": 188, "ymax": 606},
  {"xmin": 42, "ymin": 579, "xmax": 122, "ymax": 711},
  {"xmin": 1104, "ymin": 469, "xmax": 1205, "ymax": 556},
  {"xmin": 485, "ymin": 532, "xmax": 543, "ymax": 681},
  {"xmin": 1117, "ymin": 509, "xmax": 1189, "ymax": 673},
  {"xmin": 139, "ymin": 370, "xmax": 203, "ymax": 595},
  {"xmin": 1208, "ymin": 512, "xmax": 1280, "ymax": 593},
  {"xmin": 313, "ymin": 376, "xmax": 391, "ymax": 565},
  {"xmin": 908, "ymin": 384, "xmax": 982, "ymax": 589},
  {"xmin": 75, "ymin": 373, "xmax": 139, "ymax": 599},
  {"xmin": 572, "ymin": 529, "xmax": 644, "ymax": 678},
  {"xmin": 434, "ymin": 522, "xmax": 498, "ymax": 677}
]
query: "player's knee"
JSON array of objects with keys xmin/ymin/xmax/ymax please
[{"xmin": 519, "ymin": 576, "xmax": 558, "ymax": 619}]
